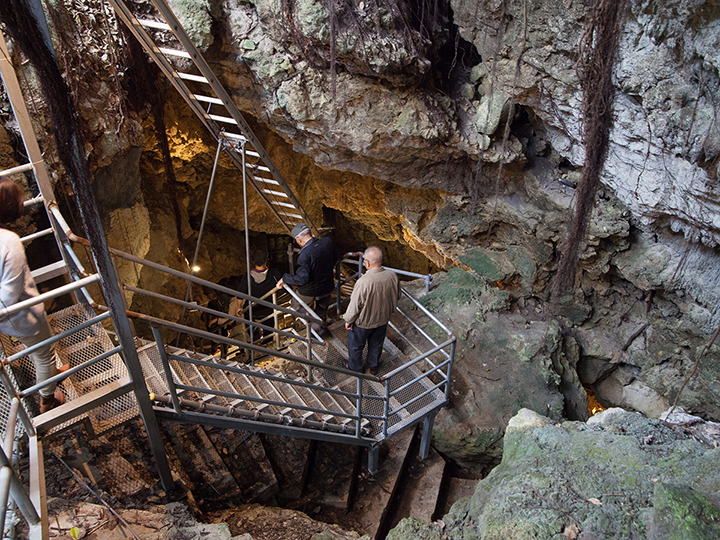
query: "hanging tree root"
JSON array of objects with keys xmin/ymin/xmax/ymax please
[{"xmin": 550, "ymin": 0, "xmax": 627, "ymax": 304}]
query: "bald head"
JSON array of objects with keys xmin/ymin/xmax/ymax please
[{"xmin": 363, "ymin": 246, "xmax": 383, "ymax": 269}]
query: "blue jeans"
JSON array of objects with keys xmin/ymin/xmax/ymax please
[{"xmin": 347, "ymin": 324, "xmax": 387, "ymax": 372}]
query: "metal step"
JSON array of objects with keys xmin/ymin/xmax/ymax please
[{"xmin": 107, "ymin": 0, "xmax": 316, "ymax": 236}]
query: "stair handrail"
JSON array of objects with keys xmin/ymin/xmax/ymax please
[
  {"xmin": 0, "ymin": 398, "xmax": 42, "ymax": 536},
  {"xmin": 334, "ymin": 253, "xmax": 434, "ymax": 314},
  {"xmin": 0, "ymin": 274, "xmax": 100, "ymax": 322}
]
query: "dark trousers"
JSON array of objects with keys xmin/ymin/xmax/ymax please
[
  {"xmin": 347, "ymin": 324, "xmax": 387, "ymax": 372},
  {"xmin": 292, "ymin": 293, "xmax": 331, "ymax": 331}
]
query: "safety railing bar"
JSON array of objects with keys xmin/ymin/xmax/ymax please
[
  {"xmin": 395, "ymin": 305, "xmax": 450, "ymax": 360},
  {"xmin": 237, "ymin": 289, "xmax": 291, "ymax": 318},
  {"xmin": 382, "ymin": 338, "xmax": 453, "ymax": 379},
  {"xmin": 19, "ymin": 227, "xmax": 54, "ymax": 244},
  {"xmin": 173, "ymin": 383, "xmax": 362, "ymax": 422},
  {"xmin": 388, "ymin": 357, "xmax": 452, "ymax": 398},
  {"xmin": 0, "ymin": 162, "xmax": 36, "ymax": 177},
  {"xmin": 3, "ymin": 398, "xmax": 19, "ymax": 456},
  {"xmin": 152, "ymin": 328, "xmax": 183, "ymax": 413},
  {"xmin": 167, "ymin": 352, "xmax": 373, "ymax": 402},
  {"xmin": 0, "ymin": 274, "xmax": 100, "ymax": 321},
  {"xmin": 0, "ymin": 443, "xmax": 39, "ymax": 526},
  {"xmin": 340, "ymin": 253, "xmax": 432, "ymax": 284},
  {"xmin": 387, "ymin": 320, "xmax": 424, "ymax": 356},
  {"xmin": 61, "ymin": 243, "xmax": 95, "ymax": 304},
  {"xmin": 49, "ymin": 205, "xmax": 73, "ymax": 239},
  {"xmin": 125, "ymin": 284, "xmax": 319, "ymax": 345},
  {"xmin": 24, "ymin": 195, "xmax": 44, "ymax": 207},
  {"xmin": 0, "ymin": 398, "xmax": 20, "ymax": 535},
  {"xmin": 18, "ymin": 346, "xmax": 123, "ymax": 398},
  {"xmin": 280, "ymin": 285, "xmax": 327, "ymax": 346},
  {"xmin": 279, "ymin": 285, "xmax": 322, "ymax": 325},
  {"xmin": 388, "ymin": 380, "xmax": 447, "ymax": 417},
  {"xmin": 0, "ymin": 370, "xmax": 35, "ymax": 437},
  {"xmin": 150, "ymin": 394, "xmax": 372, "ymax": 437},
  {"xmin": 3, "ymin": 311, "xmax": 112, "ymax": 366},
  {"xmin": 121, "ymin": 309, "xmax": 380, "ymax": 380},
  {"xmin": 77, "ymin": 237, "xmax": 322, "ymax": 324},
  {"xmin": 400, "ymin": 288, "xmax": 453, "ymax": 336}
]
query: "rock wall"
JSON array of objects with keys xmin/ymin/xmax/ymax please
[
  {"xmin": 389, "ymin": 408, "xmax": 720, "ymax": 540},
  {"xmin": 2, "ymin": 0, "xmax": 720, "ymax": 441}
]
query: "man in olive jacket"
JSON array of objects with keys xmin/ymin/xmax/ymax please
[{"xmin": 343, "ymin": 246, "xmax": 400, "ymax": 375}]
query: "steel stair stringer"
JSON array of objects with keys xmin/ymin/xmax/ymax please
[{"xmin": 107, "ymin": 0, "xmax": 316, "ymax": 235}]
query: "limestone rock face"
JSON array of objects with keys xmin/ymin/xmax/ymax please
[
  {"xmin": 389, "ymin": 408, "xmax": 720, "ymax": 540},
  {"xmin": 406, "ymin": 275, "xmax": 587, "ymax": 468},
  {"xmin": 4, "ymin": 0, "xmax": 720, "ymax": 426}
]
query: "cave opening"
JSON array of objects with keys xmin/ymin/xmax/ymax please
[{"xmin": 406, "ymin": 0, "xmax": 482, "ymax": 94}]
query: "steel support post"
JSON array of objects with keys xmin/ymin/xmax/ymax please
[
  {"xmin": 0, "ymin": 444, "xmax": 39, "ymax": 526},
  {"xmin": 382, "ymin": 380, "xmax": 390, "ymax": 439},
  {"xmin": 1, "ymin": 2, "xmax": 176, "ymax": 491},
  {"xmin": 241, "ymin": 141, "xmax": 255, "ymax": 362},
  {"xmin": 368, "ymin": 445, "xmax": 380, "ymax": 475},
  {"xmin": 151, "ymin": 327, "xmax": 182, "ymax": 413},
  {"xmin": 355, "ymin": 378, "xmax": 362, "ymax": 438},
  {"xmin": 177, "ymin": 138, "xmax": 223, "ymax": 338},
  {"xmin": 419, "ymin": 411, "xmax": 437, "ymax": 461},
  {"xmin": 445, "ymin": 339, "xmax": 457, "ymax": 401}
]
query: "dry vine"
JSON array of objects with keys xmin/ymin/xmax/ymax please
[{"xmin": 551, "ymin": 0, "xmax": 627, "ymax": 303}]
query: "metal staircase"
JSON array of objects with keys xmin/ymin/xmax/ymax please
[
  {"xmin": 107, "ymin": 0, "xmax": 316, "ymax": 235},
  {"xmin": 0, "ymin": 3, "xmax": 455, "ymax": 538}
]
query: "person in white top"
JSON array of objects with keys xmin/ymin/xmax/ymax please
[{"xmin": 0, "ymin": 177, "xmax": 67, "ymax": 413}]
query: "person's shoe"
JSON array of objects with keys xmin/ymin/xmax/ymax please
[
  {"xmin": 342, "ymin": 360, "xmax": 350, "ymax": 370},
  {"xmin": 57, "ymin": 363, "xmax": 70, "ymax": 374},
  {"xmin": 369, "ymin": 366, "xmax": 379, "ymax": 376},
  {"xmin": 40, "ymin": 390, "xmax": 64, "ymax": 414}
]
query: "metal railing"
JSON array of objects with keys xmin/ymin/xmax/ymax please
[
  {"xmin": 334, "ymin": 252, "xmax": 433, "ymax": 315},
  {"xmin": 84, "ymin": 242, "xmax": 455, "ymax": 444}
]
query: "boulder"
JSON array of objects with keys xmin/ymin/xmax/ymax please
[{"xmin": 390, "ymin": 408, "xmax": 720, "ymax": 539}]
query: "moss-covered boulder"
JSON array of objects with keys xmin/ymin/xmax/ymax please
[{"xmin": 389, "ymin": 408, "xmax": 720, "ymax": 540}]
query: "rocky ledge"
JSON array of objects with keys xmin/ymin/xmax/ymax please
[{"xmin": 390, "ymin": 407, "xmax": 720, "ymax": 540}]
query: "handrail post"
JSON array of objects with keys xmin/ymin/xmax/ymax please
[
  {"xmin": 335, "ymin": 260, "xmax": 342, "ymax": 315},
  {"xmin": 0, "ymin": 442, "xmax": 39, "ymax": 527},
  {"xmin": 272, "ymin": 291, "xmax": 280, "ymax": 349},
  {"xmin": 445, "ymin": 339, "xmax": 457, "ymax": 401},
  {"xmin": 425, "ymin": 273, "xmax": 432, "ymax": 295},
  {"xmin": 356, "ymin": 377, "xmax": 363, "ymax": 438},
  {"xmin": 287, "ymin": 242, "xmax": 294, "ymax": 274},
  {"xmin": 306, "ymin": 320, "xmax": 313, "ymax": 381},
  {"xmin": 0, "ymin": 398, "xmax": 20, "ymax": 535},
  {"xmin": 382, "ymin": 379, "xmax": 390, "ymax": 439},
  {"xmin": 151, "ymin": 327, "xmax": 182, "ymax": 414},
  {"xmin": 0, "ymin": 366, "xmax": 35, "ymax": 437}
]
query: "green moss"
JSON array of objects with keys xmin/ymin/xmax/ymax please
[
  {"xmin": 168, "ymin": 0, "xmax": 213, "ymax": 50},
  {"xmin": 652, "ymin": 483, "xmax": 720, "ymax": 539},
  {"xmin": 460, "ymin": 248, "xmax": 507, "ymax": 281}
]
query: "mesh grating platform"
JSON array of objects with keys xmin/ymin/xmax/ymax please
[{"xmin": 50, "ymin": 304, "xmax": 138, "ymax": 434}]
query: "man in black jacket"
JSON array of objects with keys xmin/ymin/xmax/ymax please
[{"xmin": 277, "ymin": 224, "xmax": 340, "ymax": 334}]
